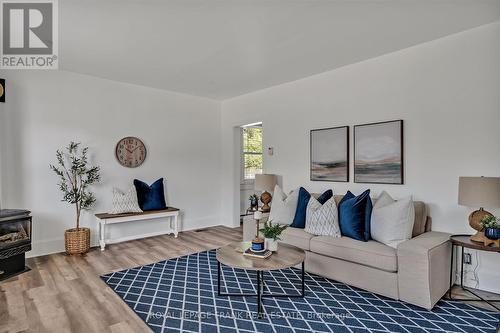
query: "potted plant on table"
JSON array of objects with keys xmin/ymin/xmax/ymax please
[
  {"xmin": 480, "ymin": 215, "xmax": 500, "ymax": 241},
  {"xmin": 259, "ymin": 220, "xmax": 288, "ymax": 252},
  {"xmin": 249, "ymin": 194, "xmax": 259, "ymax": 210},
  {"xmin": 50, "ymin": 142, "xmax": 100, "ymax": 255}
]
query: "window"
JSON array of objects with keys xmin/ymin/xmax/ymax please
[{"xmin": 242, "ymin": 125, "xmax": 263, "ymax": 180}]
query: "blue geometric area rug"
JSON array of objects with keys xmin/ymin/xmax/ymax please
[{"xmin": 101, "ymin": 250, "xmax": 499, "ymax": 333}]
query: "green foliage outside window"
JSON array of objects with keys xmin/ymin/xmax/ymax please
[{"xmin": 242, "ymin": 127, "xmax": 263, "ymax": 179}]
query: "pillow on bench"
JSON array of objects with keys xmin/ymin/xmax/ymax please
[
  {"xmin": 111, "ymin": 186, "xmax": 143, "ymax": 214},
  {"xmin": 134, "ymin": 178, "xmax": 167, "ymax": 211}
]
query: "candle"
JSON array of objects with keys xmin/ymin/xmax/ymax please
[
  {"xmin": 251, "ymin": 238, "xmax": 265, "ymax": 252},
  {"xmin": 254, "ymin": 211, "xmax": 263, "ymax": 220}
]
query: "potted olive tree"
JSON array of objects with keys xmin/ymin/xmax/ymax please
[
  {"xmin": 50, "ymin": 142, "xmax": 100, "ymax": 255},
  {"xmin": 259, "ymin": 220, "xmax": 288, "ymax": 251}
]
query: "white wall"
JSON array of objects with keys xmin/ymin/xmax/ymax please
[
  {"xmin": 221, "ymin": 22, "xmax": 500, "ymax": 293},
  {"xmin": 0, "ymin": 19, "xmax": 498, "ymax": 295},
  {"xmin": 0, "ymin": 102, "xmax": 5, "ymax": 208},
  {"xmin": 0, "ymin": 70, "xmax": 222, "ymax": 256}
]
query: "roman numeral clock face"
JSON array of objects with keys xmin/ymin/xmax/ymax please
[{"xmin": 115, "ymin": 137, "xmax": 147, "ymax": 168}]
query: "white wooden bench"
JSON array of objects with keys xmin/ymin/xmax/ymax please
[{"xmin": 95, "ymin": 207, "xmax": 180, "ymax": 251}]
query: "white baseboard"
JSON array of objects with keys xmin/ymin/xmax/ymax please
[
  {"xmin": 26, "ymin": 217, "xmax": 228, "ymax": 258},
  {"xmin": 27, "ymin": 238, "xmax": 65, "ymax": 258}
]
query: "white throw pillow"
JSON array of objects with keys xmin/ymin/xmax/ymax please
[
  {"xmin": 304, "ymin": 196, "xmax": 341, "ymax": 237},
  {"xmin": 111, "ymin": 186, "xmax": 143, "ymax": 214},
  {"xmin": 268, "ymin": 185, "xmax": 299, "ymax": 225},
  {"xmin": 374, "ymin": 190, "xmax": 394, "ymax": 208},
  {"xmin": 371, "ymin": 191, "xmax": 415, "ymax": 248}
]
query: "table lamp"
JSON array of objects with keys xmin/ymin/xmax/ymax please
[
  {"xmin": 255, "ymin": 174, "xmax": 277, "ymax": 212},
  {"xmin": 458, "ymin": 176, "xmax": 500, "ymax": 242}
]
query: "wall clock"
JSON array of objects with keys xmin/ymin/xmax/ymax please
[{"xmin": 115, "ymin": 137, "xmax": 147, "ymax": 168}]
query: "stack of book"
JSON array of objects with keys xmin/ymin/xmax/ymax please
[{"xmin": 243, "ymin": 248, "xmax": 272, "ymax": 259}]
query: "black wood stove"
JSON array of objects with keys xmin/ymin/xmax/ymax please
[{"xmin": 0, "ymin": 209, "xmax": 32, "ymax": 281}]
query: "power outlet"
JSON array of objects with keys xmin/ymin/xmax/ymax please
[{"xmin": 463, "ymin": 253, "xmax": 472, "ymax": 265}]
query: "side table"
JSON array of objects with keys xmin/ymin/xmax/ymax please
[{"xmin": 447, "ymin": 234, "xmax": 500, "ymax": 310}]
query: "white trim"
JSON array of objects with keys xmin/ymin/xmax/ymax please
[
  {"xmin": 27, "ymin": 238, "xmax": 64, "ymax": 258},
  {"xmin": 240, "ymin": 122, "xmax": 263, "ymax": 128},
  {"xmin": 27, "ymin": 219, "xmax": 225, "ymax": 258}
]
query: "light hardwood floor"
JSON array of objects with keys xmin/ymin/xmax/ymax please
[
  {"xmin": 0, "ymin": 226, "xmax": 243, "ymax": 333},
  {"xmin": 1, "ymin": 226, "xmax": 498, "ymax": 333}
]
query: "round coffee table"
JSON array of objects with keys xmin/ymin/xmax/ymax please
[{"xmin": 216, "ymin": 242, "xmax": 306, "ymax": 317}]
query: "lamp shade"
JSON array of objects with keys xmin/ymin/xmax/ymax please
[
  {"xmin": 458, "ymin": 177, "xmax": 500, "ymax": 208},
  {"xmin": 255, "ymin": 174, "xmax": 277, "ymax": 192}
]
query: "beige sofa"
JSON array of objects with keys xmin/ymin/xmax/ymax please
[{"xmin": 243, "ymin": 194, "xmax": 451, "ymax": 310}]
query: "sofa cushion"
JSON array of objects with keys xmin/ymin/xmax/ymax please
[
  {"xmin": 290, "ymin": 187, "xmax": 311, "ymax": 229},
  {"xmin": 412, "ymin": 201, "xmax": 427, "ymax": 237},
  {"xmin": 317, "ymin": 189, "xmax": 333, "ymax": 204},
  {"xmin": 305, "ymin": 196, "xmax": 341, "ymax": 237},
  {"xmin": 371, "ymin": 191, "xmax": 415, "ymax": 248},
  {"xmin": 334, "ymin": 194, "xmax": 428, "ymax": 237},
  {"xmin": 291, "ymin": 188, "xmax": 332, "ymax": 229},
  {"xmin": 269, "ymin": 185, "xmax": 299, "ymax": 225},
  {"xmin": 280, "ymin": 227, "xmax": 315, "ymax": 251},
  {"xmin": 338, "ymin": 190, "xmax": 373, "ymax": 241},
  {"xmin": 310, "ymin": 236, "xmax": 398, "ymax": 272}
]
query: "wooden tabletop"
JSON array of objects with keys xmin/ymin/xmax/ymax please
[
  {"xmin": 95, "ymin": 207, "xmax": 179, "ymax": 219},
  {"xmin": 216, "ymin": 242, "xmax": 305, "ymax": 271},
  {"xmin": 451, "ymin": 234, "xmax": 500, "ymax": 253}
]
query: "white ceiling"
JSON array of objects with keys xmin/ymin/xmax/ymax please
[{"xmin": 60, "ymin": 0, "xmax": 500, "ymax": 100}]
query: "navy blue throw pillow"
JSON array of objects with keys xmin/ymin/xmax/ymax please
[
  {"xmin": 338, "ymin": 190, "xmax": 373, "ymax": 241},
  {"xmin": 317, "ymin": 189, "xmax": 333, "ymax": 205},
  {"xmin": 291, "ymin": 188, "xmax": 333, "ymax": 229},
  {"xmin": 134, "ymin": 178, "xmax": 167, "ymax": 211}
]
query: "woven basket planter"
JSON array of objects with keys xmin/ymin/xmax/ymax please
[{"xmin": 65, "ymin": 227, "xmax": 90, "ymax": 255}]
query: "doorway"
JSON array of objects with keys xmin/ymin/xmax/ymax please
[{"xmin": 240, "ymin": 123, "xmax": 263, "ymax": 218}]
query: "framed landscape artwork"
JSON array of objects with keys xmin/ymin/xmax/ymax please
[
  {"xmin": 310, "ymin": 126, "xmax": 349, "ymax": 182},
  {"xmin": 354, "ymin": 120, "xmax": 403, "ymax": 184}
]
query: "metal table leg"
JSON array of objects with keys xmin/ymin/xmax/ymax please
[
  {"xmin": 257, "ymin": 270, "xmax": 262, "ymax": 317},
  {"xmin": 448, "ymin": 243, "xmax": 454, "ymax": 298},
  {"xmin": 460, "ymin": 246, "xmax": 464, "ymax": 289},
  {"xmin": 217, "ymin": 261, "xmax": 306, "ymax": 317},
  {"xmin": 217, "ymin": 260, "xmax": 221, "ymax": 296},
  {"xmin": 301, "ymin": 261, "xmax": 305, "ymax": 296},
  {"xmin": 445, "ymin": 244, "xmax": 500, "ymax": 311}
]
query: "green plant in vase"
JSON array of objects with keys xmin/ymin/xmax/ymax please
[
  {"xmin": 50, "ymin": 142, "xmax": 100, "ymax": 254},
  {"xmin": 249, "ymin": 194, "xmax": 259, "ymax": 210},
  {"xmin": 259, "ymin": 220, "xmax": 288, "ymax": 251},
  {"xmin": 480, "ymin": 215, "xmax": 500, "ymax": 241}
]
